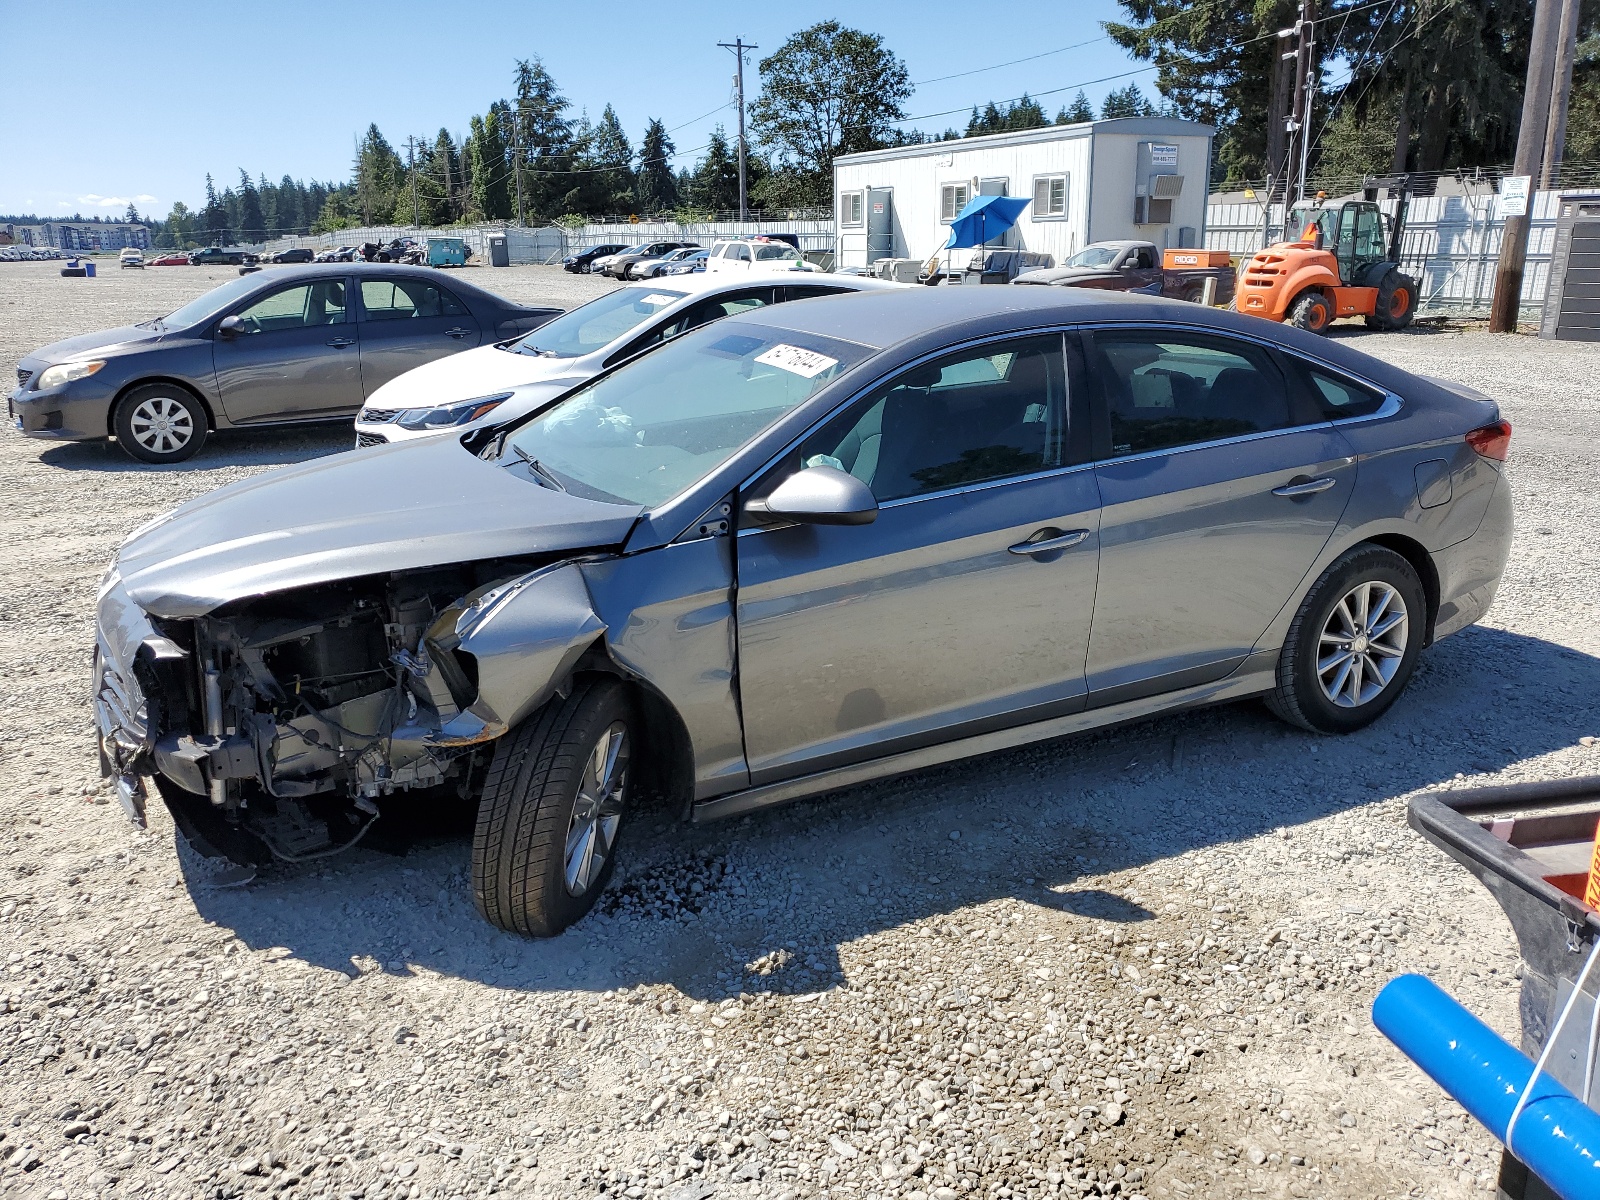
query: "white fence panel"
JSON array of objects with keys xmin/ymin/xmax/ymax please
[{"xmin": 1204, "ymin": 191, "xmax": 1560, "ymax": 316}]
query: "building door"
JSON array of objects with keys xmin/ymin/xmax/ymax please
[
  {"xmin": 866, "ymin": 188, "xmax": 893, "ymax": 263},
  {"xmin": 979, "ymin": 178, "xmax": 1013, "ymax": 247}
]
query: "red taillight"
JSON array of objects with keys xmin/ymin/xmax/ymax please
[{"xmin": 1465, "ymin": 420, "xmax": 1511, "ymax": 462}]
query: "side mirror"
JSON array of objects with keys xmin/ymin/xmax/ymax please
[
  {"xmin": 745, "ymin": 465, "xmax": 878, "ymax": 527},
  {"xmin": 217, "ymin": 314, "xmax": 246, "ymax": 338}
]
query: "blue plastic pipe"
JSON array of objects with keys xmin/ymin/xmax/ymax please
[{"xmin": 1372, "ymin": 974, "xmax": 1600, "ymax": 1200}]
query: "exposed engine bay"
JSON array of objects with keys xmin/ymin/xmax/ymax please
[{"xmin": 97, "ymin": 555, "xmax": 611, "ymax": 864}]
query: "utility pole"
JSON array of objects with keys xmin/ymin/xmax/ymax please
[
  {"xmin": 407, "ymin": 136, "xmax": 419, "ymax": 228},
  {"xmin": 1281, "ymin": 0, "xmax": 1316, "ymax": 240},
  {"xmin": 1542, "ymin": 0, "xmax": 1582, "ymax": 189},
  {"xmin": 513, "ymin": 140, "xmax": 525, "ymax": 227},
  {"xmin": 1489, "ymin": 0, "xmax": 1563, "ymax": 332},
  {"xmin": 718, "ymin": 37, "xmax": 757, "ymax": 219}
]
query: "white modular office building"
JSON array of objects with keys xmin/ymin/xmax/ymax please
[{"xmin": 832, "ymin": 117, "xmax": 1215, "ymax": 272}]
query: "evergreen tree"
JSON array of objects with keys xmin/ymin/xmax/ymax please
[
  {"xmin": 636, "ymin": 118, "xmax": 677, "ymax": 213},
  {"xmin": 235, "ymin": 169, "xmax": 263, "ymax": 241},
  {"xmin": 1100, "ymin": 83, "xmax": 1155, "ymax": 120},
  {"xmin": 277, "ymin": 175, "xmax": 301, "ymax": 235},
  {"xmin": 123, "ymin": 201, "xmax": 141, "ymax": 224},
  {"xmin": 966, "ymin": 95, "xmax": 1047, "ymax": 136},
  {"xmin": 202, "ymin": 174, "xmax": 231, "ymax": 245},
  {"xmin": 468, "ymin": 109, "xmax": 512, "ymax": 220},
  {"xmin": 1058, "ymin": 90, "xmax": 1096, "ymax": 124},
  {"xmin": 354, "ymin": 124, "xmax": 404, "ymax": 224},
  {"xmin": 512, "ymin": 58, "xmax": 573, "ymax": 219},
  {"xmin": 688, "ymin": 126, "xmax": 741, "ymax": 211},
  {"xmin": 432, "ymin": 129, "xmax": 461, "ymax": 220}
]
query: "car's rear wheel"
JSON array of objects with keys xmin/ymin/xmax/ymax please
[
  {"xmin": 472, "ymin": 678, "xmax": 633, "ymax": 936},
  {"xmin": 1266, "ymin": 545, "xmax": 1427, "ymax": 734},
  {"xmin": 1288, "ymin": 290, "xmax": 1334, "ymax": 333},
  {"xmin": 113, "ymin": 384, "xmax": 208, "ymax": 464}
]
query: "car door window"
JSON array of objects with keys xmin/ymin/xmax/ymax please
[
  {"xmin": 1134, "ymin": 247, "xmax": 1156, "ymax": 269},
  {"xmin": 1295, "ymin": 361, "xmax": 1388, "ymax": 418},
  {"xmin": 361, "ymin": 278, "xmax": 467, "ymax": 321},
  {"xmin": 780, "ymin": 284, "xmax": 856, "ymax": 301},
  {"xmin": 1090, "ymin": 331, "xmax": 1304, "ymax": 457},
  {"xmin": 778, "ymin": 335, "xmax": 1068, "ymax": 504},
  {"xmin": 235, "ymin": 280, "xmax": 347, "ymax": 333}
]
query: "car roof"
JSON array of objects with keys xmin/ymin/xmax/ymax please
[
  {"xmin": 715, "ymin": 284, "xmax": 1411, "ymax": 377},
  {"xmin": 616, "ymin": 272, "xmax": 902, "ymax": 298}
]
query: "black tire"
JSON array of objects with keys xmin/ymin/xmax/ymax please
[
  {"xmin": 1364, "ymin": 270, "xmax": 1418, "ymax": 331},
  {"xmin": 112, "ymin": 384, "xmax": 208, "ymax": 464},
  {"xmin": 1265, "ymin": 544, "xmax": 1427, "ymax": 734},
  {"xmin": 1288, "ymin": 290, "xmax": 1334, "ymax": 333},
  {"xmin": 472, "ymin": 678, "xmax": 633, "ymax": 936}
]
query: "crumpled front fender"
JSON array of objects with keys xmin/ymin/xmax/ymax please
[{"xmin": 427, "ymin": 561, "xmax": 607, "ymax": 745}]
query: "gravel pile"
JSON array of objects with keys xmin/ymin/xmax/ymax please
[{"xmin": 2, "ymin": 263, "xmax": 1597, "ymax": 1199}]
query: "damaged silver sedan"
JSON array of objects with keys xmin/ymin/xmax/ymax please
[{"xmin": 95, "ymin": 287, "xmax": 1513, "ymax": 936}]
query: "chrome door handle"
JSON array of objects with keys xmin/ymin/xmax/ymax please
[
  {"xmin": 446, "ymin": 327, "xmax": 472, "ymax": 339},
  {"xmin": 1008, "ymin": 529, "xmax": 1091, "ymax": 555},
  {"xmin": 326, "ymin": 337, "xmax": 355, "ymax": 348},
  {"xmin": 1272, "ymin": 476, "xmax": 1337, "ymax": 497}
]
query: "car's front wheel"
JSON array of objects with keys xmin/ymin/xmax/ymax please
[
  {"xmin": 472, "ymin": 678, "xmax": 633, "ymax": 936},
  {"xmin": 113, "ymin": 384, "xmax": 208, "ymax": 464},
  {"xmin": 1266, "ymin": 544, "xmax": 1426, "ymax": 734}
]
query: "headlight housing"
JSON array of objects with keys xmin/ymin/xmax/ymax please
[
  {"xmin": 395, "ymin": 392, "xmax": 514, "ymax": 430},
  {"xmin": 37, "ymin": 360, "xmax": 106, "ymax": 390}
]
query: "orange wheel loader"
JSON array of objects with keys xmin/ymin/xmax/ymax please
[{"xmin": 1236, "ymin": 177, "xmax": 1419, "ymax": 334}]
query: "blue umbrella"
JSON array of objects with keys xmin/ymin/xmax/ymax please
[{"xmin": 943, "ymin": 194, "xmax": 1032, "ymax": 249}]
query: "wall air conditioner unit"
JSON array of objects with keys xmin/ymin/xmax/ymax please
[{"xmin": 1133, "ymin": 196, "xmax": 1174, "ymax": 224}]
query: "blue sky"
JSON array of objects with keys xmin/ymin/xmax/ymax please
[{"xmin": 0, "ymin": 0, "xmax": 1151, "ymax": 220}]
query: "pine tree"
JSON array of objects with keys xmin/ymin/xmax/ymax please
[
  {"xmin": 236, "ymin": 169, "xmax": 264, "ymax": 242},
  {"xmin": 512, "ymin": 58, "xmax": 573, "ymax": 220},
  {"xmin": 468, "ymin": 109, "xmax": 512, "ymax": 220},
  {"xmin": 1100, "ymin": 84, "xmax": 1155, "ymax": 120},
  {"xmin": 636, "ymin": 118, "xmax": 677, "ymax": 214},
  {"xmin": 355, "ymin": 124, "xmax": 404, "ymax": 224},
  {"xmin": 1058, "ymin": 91, "xmax": 1096, "ymax": 125},
  {"xmin": 202, "ymin": 174, "xmax": 230, "ymax": 246},
  {"xmin": 689, "ymin": 126, "xmax": 740, "ymax": 211},
  {"xmin": 277, "ymin": 175, "xmax": 301, "ymax": 235}
]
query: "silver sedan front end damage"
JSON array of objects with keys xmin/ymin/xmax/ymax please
[{"xmin": 96, "ymin": 559, "xmax": 614, "ymax": 865}]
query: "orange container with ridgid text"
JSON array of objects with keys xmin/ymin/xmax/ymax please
[{"xmin": 1586, "ymin": 826, "xmax": 1600, "ymax": 910}]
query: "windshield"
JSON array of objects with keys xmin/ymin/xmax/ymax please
[
  {"xmin": 1065, "ymin": 245, "xmax": 1121, "ymax": 268},
  {"xmin": 159, "ymin": 273, "xmax": 277, "ymax": 330},
  {"xmin": 514, "ymin": 287, "xmax": 686, "ymax": 358},
  {"xmin": 503, "ymin": 321, "xmax": 870, "ymax": 506},
  {"xmin": 754, "ymin": 244, "xmax": 799, "ymax": 261}
]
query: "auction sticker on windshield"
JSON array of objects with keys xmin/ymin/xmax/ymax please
[
  {"xmin": 640, "ymin": 294, "xmax": 679, "ymax": 308},
  {"xmin": 755, "ymin": 344, "xmax": 839, "ymax": 378}
]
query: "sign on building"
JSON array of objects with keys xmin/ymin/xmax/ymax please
[{"xmin": 1500, "ymin": 175, "xmax": 1531, "ymax": 218}]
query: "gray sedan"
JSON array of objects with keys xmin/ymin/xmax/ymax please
[
  {"xmin": 93, "ymin": 287, "xmax": 1512, "ymax": 936},
  {"xmin": 10, "ymin": 264, "xmax": 559, "ymax": 463}
]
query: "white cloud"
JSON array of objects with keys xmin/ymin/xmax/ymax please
[{"xmin": 76, "ymin": 193, "xmax": 158, "ymax": 208}]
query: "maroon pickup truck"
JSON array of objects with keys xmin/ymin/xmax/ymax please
[{"xmin": 1012, "ymin": 240, "xmax": 1236, "ymax": 306}]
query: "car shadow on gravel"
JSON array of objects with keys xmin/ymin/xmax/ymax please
[
  {"xmin": 34, "ymin": 425, "xmax": 351, "ymax": 471},
  {"xmin": 184, "ymin": 622, "xmax": 1600, "ymax": 1002}
]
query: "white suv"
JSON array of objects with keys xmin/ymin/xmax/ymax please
[
  {"xmin": 353, "ymin": 272, "xmax": 900, "ymax": 446},
  {"xmin": 704, "ymin": 238, "xmax": 814, "ymax": 274}
]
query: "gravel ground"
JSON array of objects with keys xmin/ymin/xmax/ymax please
[{"xmin": 2, "ymin": 259, "xmax": 1597, "ymax": 1200}]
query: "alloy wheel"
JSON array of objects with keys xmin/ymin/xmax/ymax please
[
  {"xmin": 1316, "ymin": 581, "xmax": 1408, "ymax": 707},
  {"xmin": 564, "ymin": 721, "xmax": 628, "ymax": 896},
  {"xmin": 128, "ymin": 395, "xmax": 195, "ymax": 455}
]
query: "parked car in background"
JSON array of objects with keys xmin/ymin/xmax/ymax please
[
  {"xmin": 1012, "ymin": 241, "xmax": 1237, "ymax": 306},
  {"xmin": 630, "ymin": 247, "xmax": 702, "ymax": 279},
  {"xmin": 601, "ymin": 241, "xmax": 699, "ymax": 279},
  {"xmin": 149, "ymin": 252, "xmax": 191, "ymax": 266},
  {"xmin": 562, "ymin": 243, "xmax": 630, "ymax": 274},
  {"xmin": 119, "ymin": 249, "xmax": 145, "ymax": 269},
  {"xmin": 189, "ymin": 247, "xmax": 255, "ymax": 267},
  {"xmin": 96, "ymin": 287, "xmax": 1514, "ymax": 938},
  {"xmin": 269, "ymin": 247, "xmax": 316, "ymax": 264},
  {"xmin": 659, "ymin": 249, "xmax": 710, "ymax": 276},
  {"xmin": 705, "ymin": 237, "xmax": 816, "ymax": 274},
  {"xmin": 10, "ymin": 264, "xmax": 560, "ymax": 463},
  {"xmin": 353, "ymin": 273, "xmax": 901, "ymax": 446}
]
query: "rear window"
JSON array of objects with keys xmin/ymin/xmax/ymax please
[{"xmin": 1300, "ymin": 363, "xmax": 1388, "ymax": 418}]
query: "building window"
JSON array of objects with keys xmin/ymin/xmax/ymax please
[
  {"xmin": 1032, "ymin": 174, "xmax": 1068, "ymax": 218},
  {"xmin": 840, "ymin": 191, "xmax": 864, "ymax": 227},
  {"xmin": 940, "ymin": 182, "xmax": 972, "ymax": 223}
]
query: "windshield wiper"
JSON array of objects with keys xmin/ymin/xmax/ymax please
[{"xmin": 507, "ymin": 442, "xmax": 567, "ymax": 491}]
